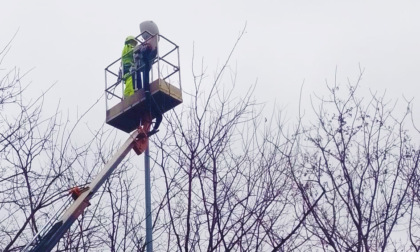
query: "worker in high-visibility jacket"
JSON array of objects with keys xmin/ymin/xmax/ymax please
[{"xmin": 122, "ymin": 36, "xmax": 138, "ymax": 97}]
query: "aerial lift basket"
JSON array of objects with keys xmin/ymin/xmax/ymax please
[{"xmin": 104, "ymin": 32, "xmax": 182, "ymax": 133}]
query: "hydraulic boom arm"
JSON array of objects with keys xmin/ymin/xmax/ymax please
[{"xmin": 22, "ymin": 120, "xmax": 152, "ymax": 252}]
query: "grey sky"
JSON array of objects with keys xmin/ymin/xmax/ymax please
[{"xmin": 1, "ymin": 0, "xmax": 420, "ymax": 130}]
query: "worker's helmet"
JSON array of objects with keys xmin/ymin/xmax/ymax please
[{"xmin": 125, "ymin": 36, "xmax": 137, "ymax": 45}]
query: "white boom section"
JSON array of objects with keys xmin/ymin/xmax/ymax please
[
  {"xmin": 24, "ymin": 130, "xmax": 141, "ymax": 252},
  {"xmin": 61, "ymin": 130, "xmax": 138, "ymax": 220}
]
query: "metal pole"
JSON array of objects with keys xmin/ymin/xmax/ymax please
[
  {"xmin": 143, "ymin": 52, "xmax": 153, "ymax": 252},
  {"xmin": 144, "ymin": 146, "xmax": 153, "ymax": 252}
]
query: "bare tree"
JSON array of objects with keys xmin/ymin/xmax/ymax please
[
  {"xmin": 0, "ymin": 40, "xmax": 136, "ymax": 251},
  {"xmin": 297, "ymin": 71, "xmax": 420, "ymax": 251},
  {"xmin": 0, "ymin": 49, "xmax": 72, "ymax": 251},
  {"xmin": 146, "ymin": 31, "xmax": 324, "ymax": 251}
]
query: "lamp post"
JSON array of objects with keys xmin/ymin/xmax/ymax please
[{"xmin": 140, "ymin": 20, "xmax": 159, "ymax": 252}]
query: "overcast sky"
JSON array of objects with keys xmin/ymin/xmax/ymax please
[{"xmin": 2, "ymin": 0, "xmax": 420, "ymax": 133}]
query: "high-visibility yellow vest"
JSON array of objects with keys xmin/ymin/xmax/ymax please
[{"xmin": 121, "ymin": 44, "xmax": 135, "ymax": 67}]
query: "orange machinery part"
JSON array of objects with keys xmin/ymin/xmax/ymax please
[{"xmin": 133, "ymin": 114, "xmax": 152, "ymax": 155}]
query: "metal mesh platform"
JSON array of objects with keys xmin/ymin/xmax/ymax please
[{"xmin": 106, "ymin": 78, "xmax": 182, "ymax": 133}]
